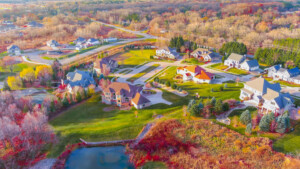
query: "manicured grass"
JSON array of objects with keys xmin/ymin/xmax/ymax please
[
  {"xmin": 119, "ymin": 49, "xmax": 156, "ymax": 68},
  {"xmin": 273, "ymin": 121, "xmax": 300, "ymax": 154},
  {"xmin": 0, "ymin": 72, "xmax": 16, "ymax": 81},
  {"xmin": 58, "ymin": 44, "xmax": 103, "ymax": 60},
  {"xmin": 142, "ymin": 162, "xmax": 167, "ymax": 169},
  {"xmin": 0, "ymin": 63, "xmax": 36, "ymax": 73},
  {"xmin": 274, "ymin": 80, "xmax": 300, "ymax": 87},
  {"xmin": 0, "ymin": 51, "xmax": 8, "ymax": 58},
  {"xmin": 155, "ymin": 66, "xmax": 243, "ymax": 101},
  {"xmin": 209, "ymin": 63, "xmax": 248, "ymax": 75},
  {"xmin": 42, "ymin": 56, "xmax": 56, "ymax": 60},
  {"xmin": 181, "ymin": 58, "xmax": 205, "ymax": 65},
  {"xmin": 126, "ymin": 64, "xmax": 160, "ymax": 82},
  {"xmin": 48, "ymin": 92, "xmax": 183, "ymax": 157},
  {"xmin": 145, "ymin": 66, "xmax": 170, "ymax": 82}
]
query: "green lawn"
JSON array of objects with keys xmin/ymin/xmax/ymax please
[
  {"xmin": 274, "ymin": 80, "xmax": 300, "ymax": 87},
  {"xmin": 48, "ymin": 92, "xmax": 185, "ymax": 157},
  {"xmin": 0, "ymin": 63, "xmax": 37, "ymax": 73},
  {"xmin": 0, "ymin": 72, "xmax": 16, "ymax": 81},
  {"xmin": 126, "ymin": 64, "xmax": 160, "ymax": 82},
  {"xmin": 119, "ymin": 49, "xmax": 156, "ymax": 68},
  {"xmin": 273, "ymin": 121, "xmax": 300, "ymax": 154},
  {"xmin": 42, "ymin": 56, "xmax": 56, "ymax": 60},
  {"xmin": 208, "ymin": 63, "xmax": 248, "ymax": 75},
  {"xmin": 156, "ymin": 66, "xmax": 243, "ymax": 101},
  {"xmin": 181, "ymin": 58, "xmax": 205, "ymax": 65}
]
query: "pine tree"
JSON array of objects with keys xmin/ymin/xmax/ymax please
[
  {"xmin": 62, "ymin": 94, "xmax": 69, "ymax": 107},
  {"xmin": 210, "ymin": 97, "xmax": 216, "ymax": 106},
  {"xmin": 215, "ymin": 99, "xmax": 223, "ymax": 113},
  {"xmin": 69, "ymin": 94, "xmax": 74, "ymax": 105},
  {"xmin": 190, "ymin": 104, "xmax": 200, "ymax": 117},
  {"xmin": 240, "ymin": 110, "xmax": 251, "ymax": 125},
  {"xmin": 188, "ymin": 99, "xmax": 196, "ymax": 111},
  {"xmin": 245, "ymin": 123, "xmax": 252, "ymax": 135},
  {"xmin": 259, "ymin": 114, "xmax": 270, "ymax": 132},
  {"xmin": 76, "ymin": 91, "xmax": 82, "ymax": 102},
  {"xmin": 50, "ymin": 100, "xmax": 55, "ymax": 113}
]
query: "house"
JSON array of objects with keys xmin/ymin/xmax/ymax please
[
  {"xmin": 7, "ymin": 45, "xmax": 21, "ymax": 55},
  {"xmin": 266, "ymin": 65, "xmax": 300, "ymax": 84},
  {"xmin": 63, "ymin": 70, "xmax": 96, "ymax": 93},
  {"xmin": 74, "ymin": 37, "xmax": 86, "ymax": 45},
  {"xmin": 94, "ymin": 58, "xmax": 118, "ymax": 75},
  {"xmin": 75, "ymin": 44, "xmax": 84, "ymax": 51},
  {"xmin": 240, "ymin": 59, "xmax": 259, "ymax": 71},
  {"xmin": 103, "ymin": 37, "xmax": 118, "ymax": 43},
  {"xmin": 190, "ymin": 48, "xmax": 220, "ymax": 62},
  {"xmin": 102, "ymin": 82, "xmax": 150, "ymax": 109},
  {"xmin": 155, "ymin": 47, "xmax": 179, "ymax": 60},
  {"xmin": 2, "ymin": 21, "xmax": 13, "ymax": 25},
  {"xmin": 131, "ymin": 93, "xmax": 151, "ymax": 109},
  {"xmin": 47, "ymin": 40, "xmax": 60, "ymax": 48},
  {"xmin": 47, "ymin": 50, "xmax": 63, "ymax": 55},
  {"xmin": 27, "ymin": 21, "xmax": 43, "ymax": 28},
  {"xmin": 240, "ymin": 77, "xmax": 294, "ymax": 114},
  {"xmin": 85, "ymin": 38, "xmax": 100, "ymax": 47},
  {"xmin": 177, "ymin": 65, "xmax": 215, "ymax": 83},
  {"xmin": 224, "ymin": 53, "xmax": 246, "ymax": 68}
]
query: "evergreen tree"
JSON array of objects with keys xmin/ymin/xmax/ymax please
[
  {"xmin": 222, "ymin": 102, "xmax": 230, "ymax": 112},
  {"xmin": 83, "ymin": 89, "xmax": 87, "ymax": 98},
  {"xmin": 245, "ymin": 123, "xmax": 252, "ymax": 135},
  {"xmin": 76, "ymin": 91, "xmax": 82, "ymax": 102},
  {"xmin": 190, "ymin": 104, "xmax": 200, "ymax": 117},
  {"xmin": 210, "ymin": 97, "xmax": 216, "ymax": 106},
  {"xmin": 69, "ymin": 94, "xmax": 74, "ymax": 104},
  {"xmin": 62, "ymin": 94, "xmax": 69, "ymax": 107},
  {"xmin": 215, "ymin": 99, "xmax": 223, "ymax": 113},
  {"xmin": 259, "ymin": 114, "xmax": 270, "ymax": 132},
  {"xmin": 188, "ymin": 99, "xmax": 196, "ymax": 111},
  {"xmin": 240, "ymin": 110, "xmax": 252, "ymax": 125},
  {"xmin": 50, "ymin": 100, "xmax": 55, "ymax": 113}
]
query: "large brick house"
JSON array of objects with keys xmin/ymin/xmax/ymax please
[
  {"xmin": 94, "ymin": 58, "xmax": 118, "ymax": 75},
  {"xmin": 102, "ymin": 82, "xmax": 150, "ymax": 109}
]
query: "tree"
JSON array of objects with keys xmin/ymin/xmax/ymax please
[
  {"xmin": 62, "ymin": 94, "xmax": 69, "ymax": 107},
  {"xmin": 20, "ymin": 68, "xmax": 35, "ymax": 83},
  {"xmin": 240, "ymin": 110, "xmax": 252, "ymax": 125},
  {"xmin": 171, "ymin": 83, "xmax": 177, "ymax": 89},
  {"xmin": 245, "ymin": 123, "xmax": 252, "ymax": 135},
  {"xmin": 222, "ymin": 56, "xmax": 225, "ymax": 63},
  {"xmin": 210, "ymin": 97, "xmax": 216, "ymax": 106},
  {"xmin": 76, "ymin": 91, "xmax": 82, "ymax": 102},
  {"xmin": 215, "ymin": 99, "xmax": 223, "ymax": 114},
  {"xmin": 259, "ymin": 114, "xmax": 270, "ymax": 132},
  {"xmin": 165, "ymin": 81, "xmax": 171, "ymax": 87},
  {"xmin": 7, "ymin": 76, "xmax": 22, "ymax": 90},
  {"xmin": 222, "ymin": 102, "xmax": 230, "ymax": 112},
  {"xmin": 276, "ymin": 111, "xmax": 290, "ymax": 133},
  {"xmin": 35, "ymin": 65, "xmax": 53, "ymax": 82},
  {"xmin": 219, "ymin": 41, "xmax": 247, "ymax": 57},
  {"xmin": 190, "ymin": 104, "xmax": 200, "ymax": 117},
  {"xmin": 187, "ymin": 99, "xmax": 196, "ymax": 111}
]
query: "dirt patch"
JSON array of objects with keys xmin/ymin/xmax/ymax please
[
  {"xmin": 111, "ymin": 52, "xmax": 127, "ymax": 62},
  {"xmin": 103, "ymin": 106, "xmax": 117, "ymax": 112}
]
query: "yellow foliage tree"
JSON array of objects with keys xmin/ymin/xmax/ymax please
[
  {"xmin": 35, "ymin": 65, "xmax": 53, "ymax": 80},
  {"xmin": 7, "ymin": 76, "xmax": 22, "ymax": 90},
  {"xmin": 20, "ymin": 68, "xmax": 35, "ymax": 82}
]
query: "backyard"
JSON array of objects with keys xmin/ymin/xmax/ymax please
[
  {"xmin": 209, "ymin": 63, "xmax": 249, "ymax": 75},
  {"xmin": 115, "ymin": 49, "xmax": 156, "ymax": 68},
  {"xmin": 126, "ymin": 64, "xmax": 160, "ymax": 82}
]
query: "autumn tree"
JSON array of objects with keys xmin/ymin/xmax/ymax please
[
  {"xmin": 35, "ymin": 65, "xmax": 53, "ymax": 83},
  {"xmin": 7, "ymin": 76, "xmax": 22, "ymax": 90},
  {"xmin": 20, "ymin": 67, "xmax": 35, "ymax": 83}
]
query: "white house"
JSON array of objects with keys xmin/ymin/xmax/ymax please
[
  {"xmin": 74, "ymin": 37, "xmax": 86, "ymax": 45},
  {"xmin": 103, "ymin": 37, "xmax": 118, "ymax": 43},
  {"xmin": 85, "ymin": 38, "xmax": 100, "ymax": 47},
  {"xmin": 177, "ymin": 65, "xmax": 215, "ymax": 84},
  {"xmin": 240, "ymin": 59, "xmax": 259, "ymax": 71},
  {"xmin": 131, "ymin": 93, "xmax": 151, "ymax": 109},
  {"xmin": 47, "ymin": 40, "xmax": 60, "ymax": 48},
  {"xmin": 224, "ymin": 53, "xmax": 246, "ymax": 68},
  {"xmin": 155, "ymin": 47, "xmax": 179, "ymax": 60},
  {"xmin": 266, "ymin": 65, "xmax": 300, "ymax": 84},
  {"xmin": 7, "ymin": 45, "xmax": 21, "ymax": 56},
  {"xmin": 240, "ymin": 77, "xmax": 294, "ymax": 114},
  {"xmin": 190, "ymin": 48, "xmax": 220, "ymax": 62}
]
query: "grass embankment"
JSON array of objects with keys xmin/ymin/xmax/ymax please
[
  {"xmin": 209, "ymin": 63, "xmax": 249, "ymax": 75},
  {"xmin": 48, "ymin": 91, "xmax": 187, "ymax": 157},
  {"xmin": 0, "ymin": 63, "xmax": 37, "ymax": 73},
  {"xmin": 118, "ymin": 49, "xmax": 156, "ymax": 68},
  {"xmin": 0, "ymin": 72, "xmax": 16, "ymax": 81},
  {"xmin": 58, "ymin": 44, "xmax": 103, "ymax": 60},
  {"xmin": 126, "ymin": 64, "xmax": 160, "ymax": 82}
]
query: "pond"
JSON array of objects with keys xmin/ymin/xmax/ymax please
[{"xmin": 65, "ymin": 146, "xmax": 135, "ymax": 169}]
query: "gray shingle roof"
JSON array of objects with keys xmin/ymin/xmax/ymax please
[
  {"xmin": 227, "ymin": 53, "xmax": 244, "ymax": 62},
  {"xmin": 65, "ymin": 70, "xmax": 96, "ymax": 88},
  {"xmin": 245, "ymin": 59, "xmax": 259, "ymax": 68}
]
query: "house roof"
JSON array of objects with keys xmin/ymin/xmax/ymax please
[
  {"xmin": 65, "ymin": 70, "xmax": 96, "ymax": 88},
  {"xmin": 132, "ymin": 93, "xmax": 150, "ymax": 105},
  {"xmin": 75, "ymin": 37, "xmax": 86, "ymax": 42},
  {"xmin": 245, "ymin": 77, "xmax": 281, "ymax": 94},
  {"xmin": 227, "ymin": 53, "xmax": 244, "ymax": 62},
  {"xmin": 288, "ymin": 67, "xmax": 300, "ymax": 76},
  {"xmin": 263, "ymin": 88, "xmax": 293, "ymax": 109},
  {"xmin": 185, "ymin": 65, "xmax": 205, "ymax": 74},
  {"xmin": 194, "ymin": 71, "xmax": 213, "ymax": 80},
  {"xmin": 94, "ymin": 58, "xmax": 117, "ymax": 70},
  {"xmin": 47, "ymin": 40, "xmax": 58, "ymax": 45},
  {"xmin": 266, "ymin": 64, "xmax": 281, "ymax": 71},
  {"xmin": 245, "ymin": 59, "xmax": 259, "ymax": 68},
  {"xmin": 7, "ymin": 45, "xmax": 20, "ymax": 50},
  {"xmin": 87, "ymin": 38, "xmax": 99, "ymax": 43},
  {"xmin": 191, "ymin": 48, "xmax": 211, "ymax": 55},
  {"xmin": 103, "ymin": 82, "xmax": 142, "ymax": 97}
]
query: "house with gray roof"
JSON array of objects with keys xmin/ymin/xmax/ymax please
[
  {"xmin": 47, "ymin": 40, "xmax": 60, "ymax": 48},
  {"xmin": 85, "ymin": 38, "xmax": 100, "ymax": 47},
  {"xmin": 224, "ymin": 53, "xmax": 246, "ymax": 68},
  {"xmin": 155, "ymin": 47, "xmax": 179, "ymax": 60},
  {"xmin": 7, "ymin": 45, "xmax": 21, "ymax": 56},
  {"xmin": 266, "ymin": 65, "xmax": 300, "ymax": 84},
  {"xmin": 74, "ymin": 37, "xmax": 86, "ymax": 45},
  {"xmin": 94, "ymin": 57, "xmax": 118, "ymax": 75},
  {"xmin": 240, "ymin": 77, "xmax": 294, "ymax": 114},
  {"xmin": 102, "ymin": 82, "xmax": 150, "ymax": 109},
  {"xmin": 64, "ymin": 70, "xmax": 96, "ymax": 93},
  {"xmin": 191, "ymin": 48, "xmax": 220, "ymax": 62},
  {"xmin": 240, "ymin": 59, "xmax": 259, "ymax": 71}
]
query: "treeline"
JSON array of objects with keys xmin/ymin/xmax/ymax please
[
  {"xmin": 169, "ymin": 36, "xmax": 197, "ymax": 52},
  {"xmin": 273, "ymin": 38, "xmax": 300, "ymax": 51},
  {"xmin": 219, "ymin": 41, "xmax": 247, "ymax": 57},
  {"xmin": 254, "ymin": 47, "xmax": 300, "ymax": 67}
]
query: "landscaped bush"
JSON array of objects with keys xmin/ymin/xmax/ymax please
[{"xmin": 171, "ymin": 83, "xmax": 177, "ymax": 89}]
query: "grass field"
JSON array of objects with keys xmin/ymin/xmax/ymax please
[
  {"xmin": 0, "ymin": 63, "xmax": 37, "ymax": 73},
  {"xmin": 117, "ymin": 49, "xmax": 156, "ymax": 68},
  {"xmin": 209, "ymin": 63, "xmax": 249, "ymax": 75},
  {"xmin": 48, "ymin": 92, "xmax": 186, "ymax": 157},
  {"xmin": 58, "ymin": 45, "xmax": 103, "ymax": 60},
  {"xmin": 181, "ymin": 58, "xmax": 205, "ymax": 65},
  {"xmin": 42, "ymin": 56, "xmax": 56, "ymax": 60},
  {"xmin": 126, "ymin": 64, "xmax": 160, "ymax": 82},
  {"xmin": 0, "ymin": 72, "xmax": 16, "ymax": 81}
]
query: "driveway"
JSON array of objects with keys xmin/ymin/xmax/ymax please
[{"xmin": 146, "ymin": 88, "xmax": 172, "ymax": 106}]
